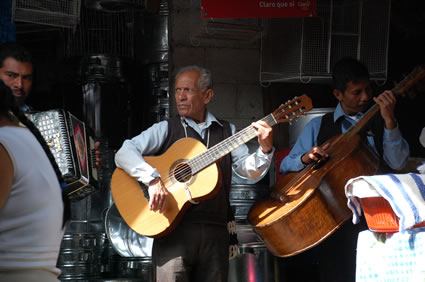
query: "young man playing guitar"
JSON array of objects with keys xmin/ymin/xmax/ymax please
[
  {"xmin": 114, "ymin": 65, "xmax": 275, "ymax": 282},
  {"xmin": 279, "ymin": 57, "xmax": 410, "ymax": 282},
  {"xmin": 281, "ymin": 57, "xmax": 409, "ymax": 175}
]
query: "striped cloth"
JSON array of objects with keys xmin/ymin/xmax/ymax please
[{"xmin": 345, "ymin": 173, "xmax": 425, "ymax": 232}]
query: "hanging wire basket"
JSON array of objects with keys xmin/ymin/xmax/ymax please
[{"xmin": 12, "ymin": 0, "xmax": 81, "ymax": 29}]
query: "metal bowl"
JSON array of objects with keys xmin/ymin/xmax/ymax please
[{"xmin": 104, "ymin": 204, "xmax": 153, "ymax": 257}]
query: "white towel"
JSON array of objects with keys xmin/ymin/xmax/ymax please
[{"xmin": 345, "ymin": 173, "xmax": 425, "ymax": 232}]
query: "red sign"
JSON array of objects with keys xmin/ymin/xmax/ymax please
[{"xmin": 201, "ymin": 0, "xmax": 317, "ymax": 19}]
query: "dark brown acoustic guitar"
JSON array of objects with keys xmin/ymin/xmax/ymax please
[{"xmin": 248, "ymin": 65, "xmax": 425, "ymax": 258}]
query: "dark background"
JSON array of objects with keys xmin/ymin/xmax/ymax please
[{"xmin": 5, "ymin": 0, "xmax": 425, "ymax": 156}]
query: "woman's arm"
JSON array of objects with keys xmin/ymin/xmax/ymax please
[{"xmin": 0, "ymin": 143, "xmax": 13, "ymax": 209}]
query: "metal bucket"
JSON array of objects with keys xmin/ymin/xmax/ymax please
[
  {"xmin": 228, "ymin": 183, "xmax": 276, "ymax": 281},
  {"xmin": 137, "ymin": 0, "xmax": 169, "ymax": 64},
  {"xmin": 58, "ymin": 233, "xmax": 107, "ymax": 280},
  {"xmin": 104, "ymin": 203, "xmax": 153, "ymax": 257},
  {"xmin": 235, "ymin": 224, "xmax": 264, "ymax": 247},
  {"xmin": 228, "ymin": 245, "xmax": 275, "ymax": 282},
  {"xmin": 230, "ymin": 184, "xmax": 270, "ymax": 201},
  {"xmin": 230, "ymin": 184, "xmax": 270, "ymax": 224},
  {"xmin": 109, "ymin": 257, "xmax": 153, "ymax": 281},
  {"xmin": 102, "ymin": 203, "xmax": 154, "ymax": 280},
  {"xmin": 288, "ymin": 108, "xmax": 335, "ymax": 147}
]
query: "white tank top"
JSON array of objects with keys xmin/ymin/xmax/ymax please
[{"xmin": 0, "ymin": 126, "xmax": 64, "ymax": 275}]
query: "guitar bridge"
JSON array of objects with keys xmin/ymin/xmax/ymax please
[{"xmin": 185, "ymin": 184, "xmax": 199, "ymax": 204}]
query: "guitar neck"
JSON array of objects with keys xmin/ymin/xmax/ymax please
[
  {"xmin": 344, "ymin": 65, "xmax": 425, "ymax": 139},
  {"xmin": 184, "ymin": 94, "xmax": 313, "ymax": 174},
  {"xmin": 188, "ymin": 114, "xmax": 277, "ymax": 174}
]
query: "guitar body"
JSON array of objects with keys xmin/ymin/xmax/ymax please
[
  {"xmin": 248, "ymin": 66, "xmax": 425, "ymax": 257},
  {"xmin": 110, "ymin": 95, "xmax": 313, "ymax": 238},
  {"xmin": 111, "ymin": 137, "xmax": 219, "ymax": 238},
  {"xmin": 248, "ymin": 134, "xmax": 380, "ymax": 257}
]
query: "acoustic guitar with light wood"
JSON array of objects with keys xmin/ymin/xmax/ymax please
[{"xmin": 111, "ymin": 95, "xmax": 312, "ymax": 238}]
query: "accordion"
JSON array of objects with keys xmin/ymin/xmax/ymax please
[{"xmin": 28, "ymin": 109, "xmax": 99, "ymax": 201}]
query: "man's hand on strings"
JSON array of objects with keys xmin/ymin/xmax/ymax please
[
  {"xmin": 252, "ymin": 120, "xmax": 273, "ymax": 154},
  {"xmin": 301, "ymin": 143, "xmax": 330, "ymax": 165},
  {"xmin": 374, "ymin": 90, "xmax": 396, "ymax": 130}
]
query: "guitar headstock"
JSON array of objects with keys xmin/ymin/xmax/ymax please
[
  {"xmin": 272, "ymin": 94, "xmax": 313, "ymax": 124},
  {"xmin": 393, "ymin": 65, "xmax": 425, "ymax": 97}
]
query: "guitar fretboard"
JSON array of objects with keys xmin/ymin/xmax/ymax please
[
  {"xmin": 343, "ymin": 65, "xmax": 425, "ymax": 140},
  {"xmin": 187, "ymin": 99, "xmax": 308, "ymax": 175}
]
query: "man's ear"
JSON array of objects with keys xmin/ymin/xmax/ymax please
[
  {"xmin": 333, "ymin": 89, "xmax": 343, "ymax": 101},
  {"xmin": 204, "ymin": 89, "xmax": 214, "ymax": 104}
]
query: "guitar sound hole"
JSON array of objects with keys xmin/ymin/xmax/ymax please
[{"xmin": 174, "ymin": 163, "xmax": 192, "ymax": 183}]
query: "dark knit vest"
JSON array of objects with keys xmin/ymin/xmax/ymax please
[
  {"xmin": 317, "ymin": 112, "xmax": 392, "ymax": 172},
  {"xmin": 157, "ymin": 117, "xmax": 233, "ymax": 226}
]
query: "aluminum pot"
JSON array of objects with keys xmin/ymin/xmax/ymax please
[
  {"xmin": 228, "ymin": 245, "xmax": 276, "ymax": 282},
  {"xmin": 288, "ymin": 108, "xmax": 335, "ymax": 147}
]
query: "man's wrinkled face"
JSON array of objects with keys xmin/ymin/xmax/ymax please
[
  {"xmin": 0, "ymin": 57, "xmax": 33, "ymax": 106},
  {"xmin": 175, "ymin": 70, "xmax": 213, "ymax": 123}
]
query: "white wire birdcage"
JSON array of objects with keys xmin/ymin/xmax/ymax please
[
  {"xmin": 260, "ymin": 0, "xmax": 391, "ymax": 84},
  {"xmin": 62, "ymin": 4, "xmax": 135, "ymax": 58},
  {"xmin": 12, "ymin": 0, "xmax": 81, "ymax": 29},
  {"xmin": 85, "ymin": 0, "xmax": 145, "ymax": 12}
]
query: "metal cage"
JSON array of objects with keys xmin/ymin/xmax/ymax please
[
  {"xmin": 260, "ymin": 0, "xmax": 391, "ymax": 83},
  {"xmin": 12, "ymin": 0, "xmax": 81, "ymax": 29},
  {"xmin": 62, "ymin": 5, "xmax": 135, "ymax": 58}
]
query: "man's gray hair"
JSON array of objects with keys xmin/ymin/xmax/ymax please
[{"xmin": 175, "ymin": 65, "xmax": 212, "ymax": 91}]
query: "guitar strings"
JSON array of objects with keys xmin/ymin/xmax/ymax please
[
  {"xmin": 162, "ymin": 109, "xmax": 291, "ymax": 184},
  {"xmin": 156, "ymin": 125, "xmax": 253, "ymax": 185},
  {"xmin": 158, "ymin": 116, "xmax": 272, "ymax": 185},
  {"xmin": 157, "ymin": 128, "xmax": 255, "ymax": 185},
  {"xmin": 155, "ymin": 117, "xmax": 211, "ymax": 184}
]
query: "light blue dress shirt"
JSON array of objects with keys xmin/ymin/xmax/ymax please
[
  {"xmin": 280, "ymin": 103, "xmax": 410, "ymax": 174},
  {"xmin": 115, "ymin": 111, "xmax": 275, "ymax": 185}
]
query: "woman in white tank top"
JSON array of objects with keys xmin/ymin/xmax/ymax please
[{"xmin": 0, "ymin": 80, "xmax": 66, "ymax": 281}]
